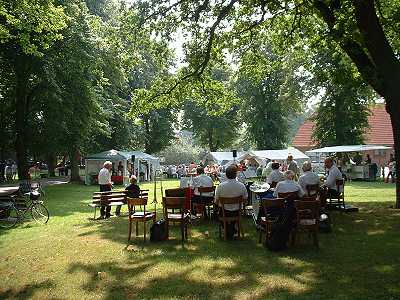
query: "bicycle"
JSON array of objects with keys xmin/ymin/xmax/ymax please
[{"xmin": 0, "ymin": 192, "xmax": 49, "ymax": 229}]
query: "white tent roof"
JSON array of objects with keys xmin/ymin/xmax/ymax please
[
  {"xmin": 207, "ymin": 151, "xmax": 245, "ymax": 164},
  {"xmin": 306, "ymin": 144, "xmax": 391, "ymax": 154},
  {"xmin": 251, "ymin": 147, "xmax": 309, "ymax": 160}
]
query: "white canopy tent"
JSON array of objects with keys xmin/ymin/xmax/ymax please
[
  {"xmin": 306, "ymin": 144, "xmax": 391, "ymax": 154},
  {"xmin": 204, "ymin": 151, "xmax": 246, "ymax": 166},
  {"xmin": 85, "ymin": 149, "xmax": 160, "ymax": 185},
  {"xmin": 251, "ymin": 147, "xmax": 309, "ymax": 161},
  {"xmin": 204, "ymin": 147, "xmax": 309, "ymax": 167}
]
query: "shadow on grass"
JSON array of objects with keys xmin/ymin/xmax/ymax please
[
  {"xmin": 67, "ymin": 200, "xmax": 400, "ymax": 299},
  {"xmin": 0, "ymin": 279, "xmax": 56, "ymax": 300}
]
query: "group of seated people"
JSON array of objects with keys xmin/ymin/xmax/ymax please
[{"xmin": 267, "ymin": 158, "xmax": 343, "ymax": 203}]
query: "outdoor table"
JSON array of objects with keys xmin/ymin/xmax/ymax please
[{"xmin": 249, "ymin": 183, "xmax": 270, "ymax": 219}]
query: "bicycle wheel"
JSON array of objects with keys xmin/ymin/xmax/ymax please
[
  {"xmin": 0, "ymin": 205, "xmax": 19, "ymax": 229},
  {"xmin": 31, "ymin": 203, "xmax": 49, "ymax": 224}
]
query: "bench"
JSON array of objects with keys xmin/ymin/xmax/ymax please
[
  {"xmin": 89, "ymin": 189, "xmax": 150, "ymax": 219},
  {"xmin": 89, "ymin": 191, "xmax": 127, "ymax": 219}
]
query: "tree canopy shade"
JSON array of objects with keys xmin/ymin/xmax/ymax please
[{"xmin": 138, "ymin": 0, "xmax": 400, "ymax": 208}]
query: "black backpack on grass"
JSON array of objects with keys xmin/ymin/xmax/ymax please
[
  {"xmin": 266, "ymin": 200, "xmax": 296, "ymax": 252},
  {"xmin": 150, "ymin": 219, "xmax": 167, "ymax": 242}
]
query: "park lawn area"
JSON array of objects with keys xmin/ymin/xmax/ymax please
[{"xmin": 0, "ymin": 180, "xmax": 400, "ymax": 299}]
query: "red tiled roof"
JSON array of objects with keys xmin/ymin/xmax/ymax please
[
  {"xmin": 293, "ymin": 105, "xmax": 394, "ymax": 148},
  {"xmin": 365, "ymin": 106, "xmax": 394, "ymax": 145},
  {"xmin": 292, "ymin": 120, "xmax": 316, "ymax": 147}
]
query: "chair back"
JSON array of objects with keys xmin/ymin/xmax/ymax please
[
  {"xmin": 294, "ymin": 200, "xmax": 320, "ymax": 224},
  {"xmin": 165, "ymin": 188, "xmax": 187, "ymax": 197},
  {"xmin": 127, "ymin": 197, "xmax": 148, "ymax": 214},
  {"xmin": 270, "ymin": 181, "xmax": 278, "ymax": 188},
  {"xmin": 260, "ymin": 198, "xmax": 285, "ymax": 216},
  {"xmin": 278, "ymin": 191, "xmax": 299, "ymax": 200},
  {"xmin": 162, "ymin": 196, "xmax": 185, "ymax": 210},
  {"xmin": 336, "ymin": 179, "xmax": 344, "ymax": 193},
  {"xmin": 218, "ymin": 196, "xmax": 243, "ymax": 220},
  {"xmin": 306, "ymin": 184, "xmax": 320, "ymax": 197},
  {"xmin": 198, "ymin": 186, "xmax": 215, "ymax": 194}
]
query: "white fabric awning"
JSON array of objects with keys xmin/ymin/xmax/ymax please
[
  {"xmin": 251, "ymin": 147, "xmax": 309, "ymax": 161},
  {"xmin": 306, "ymin": 145, "xmax": 392, "ymax": 154}
]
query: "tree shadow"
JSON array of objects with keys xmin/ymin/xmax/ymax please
[{"xmin": 0, "ymin": 279, "xmax": 57, "ymax": 300}]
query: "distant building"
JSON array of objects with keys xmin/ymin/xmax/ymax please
[{"xmin": 293, "ymin": 105, "xmax": 394, "ymax": 166}]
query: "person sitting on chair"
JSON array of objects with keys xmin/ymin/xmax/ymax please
[
  {"xmin": 320, "ymin": 157, "xmax": 343, "ymax": 205},
  {"xmin": 273, "ymin": 170, "xmax": 305, "ymax": 198},
  {"xmin": 298, "ymin": 161, "xmax": 320, "ymax": 195},
  {"xmin": 267, "ymin": 162, "xmax": 284, "ymax": 186},
  {"xmin": 98, "ymin": 161, "xmax": 113, "ymax": 219},
  {"xmin": 215, "ymin": 164, "xmax": 248, "ymax": 239},
  {"xmin": 115, "ymin": 175, "xmax": 140, "ymax": 216},
  {"xmin": 192, "ymin": 166, "xmax": 214, "ymax": 217}
]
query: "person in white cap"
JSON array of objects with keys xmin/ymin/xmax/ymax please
[{"xmin": 98, "ymin": 161, "xmax": 113, "ymax": 219}]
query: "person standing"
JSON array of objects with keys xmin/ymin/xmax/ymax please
[
  {"xmin": 285, "ymin": 155, "xmax": 299, "ymax": 179},
  {"xmin": 98, "ymin": 161, "xmax": 113, "ymax": 219},
  {"xmin": 11, "ymin": 162, "xmax": 17, "ymax": 180}
]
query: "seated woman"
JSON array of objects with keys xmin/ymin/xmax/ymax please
[
  {"xmin": 298, "ymin": 161, "xmax": 320, "ymax": 196},
  {"xmin": 267, "ymin": 162, "xmax": 284, "ymax": 186},
  {"xmin": 115, "ymin": 175, "xmax": 140, "ymax": 216},
  {"xmin": 273, "ymin": 170, "xmax": 305, "ymax": 199}
]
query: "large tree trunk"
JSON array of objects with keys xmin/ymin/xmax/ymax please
[
  {"xmin": 70, "ymin": 148, "xmax": 81, "ymax": 182},
  {"xmin": 143, "ymin": 115, "xmax": 151, "ymax": 153},
  {"xmin": 46, "ymin": 153, "xmax": 56, "ymax": 177},
  {"xmin": 14, "ymin": 54, "xmax": 29, "ymax": 180},
  {"xmin": 387, "ymin": 102, "xmax": 400, "ymax": 208}
]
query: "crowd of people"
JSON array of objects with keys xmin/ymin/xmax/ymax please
[{"xmin": 0, "ymin": 160, "xmax": 17, "ymax": 182}]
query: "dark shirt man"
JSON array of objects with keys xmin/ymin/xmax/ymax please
[{"xmin": 115, "ymin": 175, "xmax": 140, "ymax": 216}]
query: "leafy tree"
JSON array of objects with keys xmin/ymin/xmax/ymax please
[
  {"xmin": 140, "ymin": 0, "xmax": 400, "ymax": 207},
  {"xmin": 235, "ymin": 47, "xmax": 306, "ymax": 149},
  {"xmin": 0, "ymin": 0, "xmax": 68, "ymax": 178},
  {"xmin": 311, "ymin": 48, "xmax": 374, "ymax": 147},
  {"xmin": 157, "ymin": 136, "xmax": 204, "ymax": 165}
]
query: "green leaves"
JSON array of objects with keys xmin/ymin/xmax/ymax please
[{"xmin": 0, "ymin": 0, "xmax": 68, "ymax": 56}]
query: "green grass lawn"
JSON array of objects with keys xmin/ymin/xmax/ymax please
[{"xmin": 0, "ymin": 180, "xmax": 399, "ymax": 299}]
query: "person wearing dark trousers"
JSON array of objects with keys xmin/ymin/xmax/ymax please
[{"xmin": 98, "ymin": 161, "xmax": 113, "ymax": 219}]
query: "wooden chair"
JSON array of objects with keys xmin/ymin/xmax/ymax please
[
  {"xmin": 127, "ymin": 197, "xmax": 156, "ymax": 242},
  {"xmin": 305, "ymin": 184, "xmax": 320, "ymax": 198},
  {"xmin": 292, "ymin": 200, "xmax": 321, "ymax": 248},
  {"xmin": 328, "ymin": 179, "xmax": 345, "ymax": 210},
  {"xmin": 193, "ymin": 186, "xmax": 215, "ymax": 219},
  {"xmin": 162, "ymin": 197, "xmax": 190, "ymax": 244},
  {"xmin": 278, "ymin": 191, "xmax": 300, "ymax": 200},
  {"xmin": 258, "ymin": 198, "xmax": 285, "ymax": 244},
  {"xmin": 217, "ymin": 196, "xmax": 244, "ymax": 240},
  {"xmin": 164, "ymin": 188, "xmax": 189, "ymax": 217}
]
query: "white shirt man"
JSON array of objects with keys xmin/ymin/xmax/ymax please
[
  {"xmin": 298, "ymin": 171, "xmax": 320, "ymax": 194},
  {"xmin": 98, "ymin": 166, "xmax": 112, "ymax": 186},
  {"xmin": 267, "ymin": 169, "xmax": 285, "ymax": 185},
  {"xmin": 215, "ymin": 178, "xmax": 248, "ymax": 211},
  {"xmin": 324, "ymin": 164, "xmax": 343, "ymax": 192},
  {"xmin": 273, "ymin": 171, "xmax": 305, "ymax": 198},
  {"xmin": 193, "ymin": 173, "xmax": 214, "ymax": 196}
]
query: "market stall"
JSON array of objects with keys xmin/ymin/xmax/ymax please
[
  {"xmin": 84, "ymin": 149, "xmax": 160, "ymax": 185},
  {"xmin": 250, "ymin": 147, "xmax": 310, "ymax": 164},
  {"xmin": 306, "ymin": 145, "xmax": 391, "ymax": 181}
]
